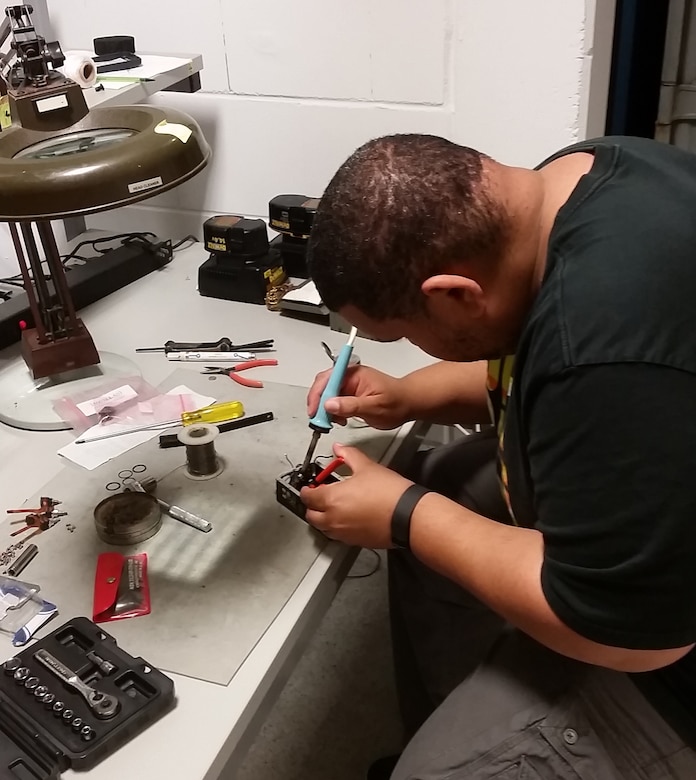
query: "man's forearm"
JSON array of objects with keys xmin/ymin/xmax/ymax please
[
  {"xmin": 400, "ymin": 361, "xmax": 490, "ymax": 426},
  {"xmin": 409, "ymin": 493, "xmax": 693, "ymax": 672}
]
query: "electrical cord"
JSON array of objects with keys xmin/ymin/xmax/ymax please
[
  {"xmin": 171, "ymin": 234, "xmax": 198, "ymax": 251},
  {"xmin": 347, "ymin": 549, "xmax": 382, "ymax": 579},
  {"xmin": 60, "ymin": 231, "xmax": 157, "ymax": 265},
  {"xmin": 0, "ymin": 232, "xmax": 161, "ymax": 292}
]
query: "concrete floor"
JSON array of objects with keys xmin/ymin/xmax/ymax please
[{"xmin": 234, "ymin": 549, "xmax": 403, "ymax": 780}]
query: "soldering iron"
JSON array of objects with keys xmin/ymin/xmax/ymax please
[{"xmin": 297, "ymin": 326, "xmax": 358, "ymax": 483}]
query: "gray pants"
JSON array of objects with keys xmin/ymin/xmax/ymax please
[{"xmin": 389, "ymin": 430, "xmax": 696, "ymax": 779}]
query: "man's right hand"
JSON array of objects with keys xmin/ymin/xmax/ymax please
[{"xmin": 306, "ymin": 365, "xmax": 411, "ymax": 430}]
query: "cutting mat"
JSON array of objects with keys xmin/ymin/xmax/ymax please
[{"xmin": 1, "ymin": 369, "xmax": 397, "ymax": 685}]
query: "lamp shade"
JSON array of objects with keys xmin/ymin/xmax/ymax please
[{"xmin": 0, "ymin": 105, "xmax": 210, "ymax": 220}]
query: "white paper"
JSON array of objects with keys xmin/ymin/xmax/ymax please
[
  {"xmin": 58, "ymin": 386, "xmax": 215, "ymax": 471},
  {"xmin": 282, "ymin": 280, "xmax": 323, "ymax": 306},
  {"xmin": 76, "ymin": 384, "xmax": 138, "ymax": 417}
]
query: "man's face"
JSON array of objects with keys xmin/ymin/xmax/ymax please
[{"xmin": 340, "ymin": 304, "xmax": 506, "ymax": 362}]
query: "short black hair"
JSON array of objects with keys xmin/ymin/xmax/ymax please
[{"xmin": 308, "ymin": 134, "xmax": 507, "ymax": 320}]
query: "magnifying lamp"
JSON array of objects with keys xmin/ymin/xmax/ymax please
[{"xmin": 0, "ymin": 4, "xmax": 210, "ymax": 431}]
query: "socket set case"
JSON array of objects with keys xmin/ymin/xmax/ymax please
[{"xmin": 0, "ymin": 617, "xmax": 174, "ymax": 778}]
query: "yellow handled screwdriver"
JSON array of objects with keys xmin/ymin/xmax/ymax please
[{"xmin": 75, "ymin": 401, "xmax": 245, "ymax": 444}]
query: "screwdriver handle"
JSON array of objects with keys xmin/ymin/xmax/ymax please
[
  {"xmin": 309, "ymin": 329, "xmax": 357, "ymax": 433},
  {"xmin": 181, "ymin": 400, "xmax": 245, "ymax": 426}
]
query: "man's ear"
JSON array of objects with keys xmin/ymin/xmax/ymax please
[{"xmin": 421, "ymin": 275, "xmax": 486, "ymax": 317}]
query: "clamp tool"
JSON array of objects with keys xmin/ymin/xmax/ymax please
[
  {"xmin": 137, "ymin": 337, "xmax": 274, "ymax": 353},
  {"xmin": 202, "ymin": 359, "xmax": 278, "ymax": 388}
]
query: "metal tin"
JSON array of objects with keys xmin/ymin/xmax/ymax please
[{"xmin": 93, "ymin": 492, "xmax": 162, "ymax": 545}]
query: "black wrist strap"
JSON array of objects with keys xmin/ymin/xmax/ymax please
[{"xmin": 391, "ymin": 484, "xmax": 431, "ymax": 550}]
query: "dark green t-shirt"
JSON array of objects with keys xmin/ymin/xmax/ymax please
[{"xmin": 501, "ymin": 136, "xmax": 696, "ymax": 744}]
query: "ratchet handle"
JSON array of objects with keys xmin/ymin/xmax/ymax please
[
  {"xmin": 309, "ymin": 342, "xmax": 354, "ymax": 433},
  {"xmin": 167, "ymin": 505, "xmax": 212, "ymax": 533}
]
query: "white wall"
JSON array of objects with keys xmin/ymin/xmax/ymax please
[{"xmin": 41, "ymin": 0, "xmax": 610, "ymax": 241}]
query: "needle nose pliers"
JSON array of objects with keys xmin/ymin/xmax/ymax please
[{"xmin": 202, "ymin": 359, "xmax": 278, "ymax": 388}]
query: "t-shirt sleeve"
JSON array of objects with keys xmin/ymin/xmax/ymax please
[{"xmin": 529, "ymin": 362, "xmax": 696, "ymax": 649}]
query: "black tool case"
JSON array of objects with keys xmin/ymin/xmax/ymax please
[{"xmin": 0, "ymin": 617, "xmax": 174, "ymax": 778}]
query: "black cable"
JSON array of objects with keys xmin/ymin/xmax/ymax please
[
  {"xmin": 347, "ymin": 549, "xmax": 382, "ymax": 579},
  {"xmin": 60, "ymin": 231, "xmax": 157, "ymax": 265},
  {"xmin": 3, "ymin": 231, "xmax": 165, "ymax": 290},
  {"xmin": 171, "ymin": 234, "xmax": 198, "ymax": 251}
]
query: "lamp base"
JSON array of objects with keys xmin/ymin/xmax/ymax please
[
  {"xmin": 22, "ymin": 320, "xmax": 100, "ymax": 379},
  {"xmin": 0, "ymin": 352, "xmax": 140, "ymax": 431}
]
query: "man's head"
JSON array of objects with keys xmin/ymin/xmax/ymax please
[{"xmin": 308, "ymin": 134, "xmax": 543, "ymax": 361}]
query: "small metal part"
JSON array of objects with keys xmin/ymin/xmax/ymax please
[
  {"xmin": 52, "ymin": 701, "xmax": 65, "ymax": 716},
  {"xmin": 71, "ymin": 716, "xmax": 84, "ymax": 732},
  {"xmin": 34, "ymin": 685, "xmax": 48, "ymax": 699},
  {"xmin": 34, "ymin": 649, "xmax": 120, "ymax": 719},
  {"xmin": 43, "ymin": 692, "xmax": 56, "ymax": 708},
  {"xmin": 80, "ymin": 725, "xmax": 95, "ymax": 741},
  {"xmin": 86, "ymin": 650, "xmax": 116, "ymax": 676},
  {"xmin": 7, "ymin": 543, "xmax": 38, "ymax": 576},
  {"xmin": 297, "ymin": 430, "xmax": 321, "ymax": 486},
  {"xmin": 24, "ymin": 676, "xmax": 39, "ymax": 691},
  {"xmin": 3, "ymin": 657, "xmax": 21, "ymax": 675},
  {"xmin": 13, "ymin": 667, "xmax": 29, "ymax": 683},
  {"xmin": 62, "ymin": 708, "xmax": 74, "ymax": 723}
]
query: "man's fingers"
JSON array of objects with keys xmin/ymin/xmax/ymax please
[
  {"xmin": 300, "ymin": 484, "xmax": 329, "ymax": 511},
  {"xmin": 306, "ymin": 369, "xmax": 334, "ymax": 416},
  {"xmin": 333, "ymin": 444, "xmax": 373, "ymax": 471},
  {"xmin": 305, "ymin": 508, "xmax": 329, "ymax": 533},
  {"xmin": 324, "ymin": 395, "xmax": 371, "ymax": 420}
]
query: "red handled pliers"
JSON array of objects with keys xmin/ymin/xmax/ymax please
[{"xmin": 202, "ymin": 359, "xmax": 278, "ymax": 388}]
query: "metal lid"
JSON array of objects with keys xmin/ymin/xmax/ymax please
[{"xmin": 93, "ymin": 492, "xmax": 162, "ymax": 545}]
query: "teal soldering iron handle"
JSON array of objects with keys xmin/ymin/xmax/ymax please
[{"xmin": 309, "ymin": 327, "xmax": 358, "ymax": 433}]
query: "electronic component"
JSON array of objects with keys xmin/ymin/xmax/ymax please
[{"xmin": 276, "ymin": 460, "xmax": 344, "ymax": 521}]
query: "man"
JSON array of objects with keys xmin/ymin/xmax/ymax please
[{"xmin": 301, "ymin": 134, "xmax": 696, "ymax": 779}]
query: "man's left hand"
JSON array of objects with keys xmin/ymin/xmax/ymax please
[{"xmin": 300, "ymin": 444, "xmax": 413, "ymax": 548}]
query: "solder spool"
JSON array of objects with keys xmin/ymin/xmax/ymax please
[{"xmin": 177, "ymin": 423, "xmax": 224, "ymax": 480}]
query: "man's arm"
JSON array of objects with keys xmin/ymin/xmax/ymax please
[
  {"xmin": 409, "ymin": 497, "xmax": 694, "ymax": 672},
  {"xmin": 399, "ymin": 360, "xmax": 490, "ymax": 426}
]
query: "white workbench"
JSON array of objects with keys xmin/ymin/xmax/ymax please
[{"xmin": 0, "ymin": 241, "xmax": 432, "ymax": 778}]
